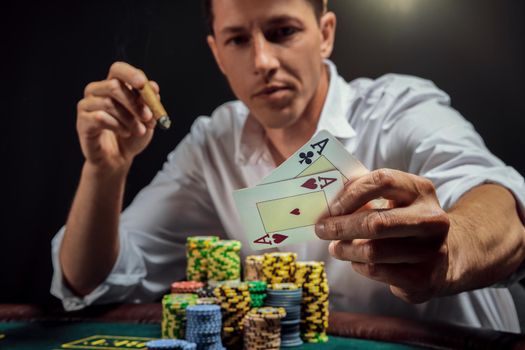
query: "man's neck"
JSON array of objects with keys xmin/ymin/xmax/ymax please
[{"xmin": 265, "ymin": 64, "xmax": 330, "ymax": 166}]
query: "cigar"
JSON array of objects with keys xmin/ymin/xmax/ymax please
[{"xmin": 139, "ymin": 82, "xmax": 171, "ymax": 130}]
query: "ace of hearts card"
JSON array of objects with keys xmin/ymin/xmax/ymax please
[{"xmin": 233, "ymin": 170, "xmax": 344, "ymax": 250}]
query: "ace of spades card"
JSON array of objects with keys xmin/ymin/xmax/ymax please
[
  {"xmin": 233, "ymin": 170, "xmax": 344, "ymax": 250},
  {"xmin": 260, "ymin": 129, "xmax": 369, "ymax": 185}
]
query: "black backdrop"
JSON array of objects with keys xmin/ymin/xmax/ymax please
[{"xmin": 2, "ymin": 0, "xmax": 524, "ymax": 305}]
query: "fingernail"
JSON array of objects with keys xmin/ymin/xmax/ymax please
[
  {"xmin": 142, "ymin": 106, "xmax": 153, "ymax": 121},
  {"xmin": 331, "ymin": 201, "xmax": 343, "ymax": 216},
  {"xmin": 315, "ymin": 223, "xmax": 325, "ymax": 238},
  {"xmin": 138, "ymin": 123, "xmax": 146, "ymax": 135},
  {"xmin": 132, "ymin": 75, "xmax": 145, "ymax": 87}
]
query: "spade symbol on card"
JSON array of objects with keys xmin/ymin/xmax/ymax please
[
  {"xmin": 290, "ymin": 208, "xmax": 300, "ymax": 216},
  {"xmin": 253, "ymin": 233, "xmax": 289, "ymax": 245}
]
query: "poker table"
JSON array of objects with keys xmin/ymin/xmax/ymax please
[{"xmin": 0, "ymin": 304, "xmax": 524, "ymax": 350}]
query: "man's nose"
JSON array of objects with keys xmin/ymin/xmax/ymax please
[{"xmin": 252, "ymin": 33, "xmax": 279, "ymax": 79}]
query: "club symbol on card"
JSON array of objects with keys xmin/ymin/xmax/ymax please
[
  {"xmin": 301, "ymin": 178, "xmax": 318, "ymax": 190},
  {"xmin": 253, "ymin": 233, "xmax": 289, "ymax": 245},
  {"xmin": 290, "ymin": 208, "xmax": 301, "ymax": 216},
  {"xmin": 299, "ymin": 151, "xmax": 314, "ymax": 165}
]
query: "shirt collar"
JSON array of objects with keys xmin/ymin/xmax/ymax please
[{"xmin": 236, "ymin": 59, "xmax": 356, "ymax": 165}]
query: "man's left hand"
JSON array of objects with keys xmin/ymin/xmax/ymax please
[{"xmin": 315, "ymin": 168, "xmax": 451, "ymax": 304}]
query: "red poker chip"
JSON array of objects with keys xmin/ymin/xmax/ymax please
[{"xmin": 171, "ymin": 281, "xmax": 205, "ymax": 293}]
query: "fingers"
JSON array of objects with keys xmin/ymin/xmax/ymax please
[
  {"xmin": 78, "ymin": 110, "xmax": 131, "ymax": 138},
  {"xmin": 84, "ymin": 79, "xmax": 152, "ymax": 124},
  {"xmin": 107, "ymin": 61, "xmax": 148, "ymax": 90},
  {"xmin": 78, "ymin": 96, "xmax": 147, "ymax": 136},
  {"xmin": 331, "ymin": 169, "xmax": 436, "ymax": 216},
  {"xmin": 350, "ymin": 251, "xmax": 449, "ymax": 304},
  {"xmin": 316, "ymin": 204, "xmax": 449, "ymax": 241},
  {"xmin": 328, "ymin": 237, "xmax": 445, "ymax": 264}
]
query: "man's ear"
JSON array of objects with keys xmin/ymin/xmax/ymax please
[
  {"xmin": 207, "ymin": 35, "xmax": 227, "ymax": 75},
  {"xmin": 319, "ymin": 12, "xmax": 336, "ymax": 59}
]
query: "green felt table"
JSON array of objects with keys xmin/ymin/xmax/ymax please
[{"xmin": 0, "ymin": 321, "xmax": 424, "ymax": 350}]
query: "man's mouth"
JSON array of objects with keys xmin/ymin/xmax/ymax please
[{"xmin": 254, "ymin": 84, "xmax": 293, "ymax": 97}]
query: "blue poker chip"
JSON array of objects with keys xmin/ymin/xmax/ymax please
[
  {"xmin": 185, "ymin": 304, "xmax": 224, "ymax": 349},
  {"xmin": 145, "ymin": 339, "xmax": 197, "ymax": 350},
  {"xmin": 265, "ymin": 287, "xmax": 303, "ymax": 347}
]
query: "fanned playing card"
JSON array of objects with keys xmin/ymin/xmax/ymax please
[
  {"xmin": 233, "ymin": 170, "xmax": 344, "ymax": 250},
  {"xmin": 260, "ymin": 129, "xmax": 369, "ymax": 185}
]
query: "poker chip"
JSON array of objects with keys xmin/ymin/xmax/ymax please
[
  {"xmin": 207, "ymin": 240, "xmax": 242, "ymax": 283},
  {"xmin": 266, "ymin": 284, "xmax": 303, "ymax": 347},
  {"xmin": 196, "ymin": 285, "xmax": 216, "ymax": 298},
  {"xmin": 185, "ymin": 305, "xmax": 225, "ymax": 350},
  {"xmin": 262, "ymin": 252, "xmax": 297, "ymax": 284},
  {"xmin": 146, "ymin": 339, "xmax": 197, "ymax": 350},
  {"xmin": 244, "ymin": 255, "xmax": 264, "ymax": 281},
  {"xmin": 161, "ymin": 293, "xmax": 198, "ymax": 339},
  {"xmin": 171, "ymin": 281, "xmax": 205, "ymax": 294},
  {"xmin": 212, "ymin": 282, "xmax": 251, "ymax": 349},
  {"xmin": 294, "ymin": 261, "xmax": 329, "ymax": 343},
  {"xmin": 242, "ymin": 307, "xmax": 286, "ymax": 350},
  {"xmin": 247, "ymin": 281, "xmax": 267, "ymax": 307},
  {"xmin": 196, "ymin": 297, "xmax": 219, "ymax": 305},
  {"xmin": 186, "ymin": 236, "xmax": 219, "ymax": 282}
]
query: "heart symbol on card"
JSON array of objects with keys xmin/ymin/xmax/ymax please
[
  {"xmin": 272, "ymin": 233, "xmax": 288, "ymax": 244},
  {"xmin": 301, "ymin": 178, "xmax": 317, "ymax": 190},
  {"xmin": 290, "ymin": 208, "xmax": 301, "ymax": 216}
]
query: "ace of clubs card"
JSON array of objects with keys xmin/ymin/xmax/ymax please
[
  {"xmin": 233, "ymin": 170, "xmax": 344, "ymax": 250},
  {"xmin": 260, "ymin": 129, "xmax": 369, "ymax": 185}
]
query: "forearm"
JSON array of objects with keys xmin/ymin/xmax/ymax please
[
  {"xmin": 446, "ymin": 184, "xmax": 525, "ymax": 294},
  {"xmin": 59, "ymin": 162, "xmax": 130, "ymax": 296}
]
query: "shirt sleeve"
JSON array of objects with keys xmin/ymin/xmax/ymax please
[
  {"xmin": 378, "ymin": 78, "xmax": 525, "ymax": 286},
  {"xmin": 50, "ymin": 118, "xmax": 224, "ymax": 311}
]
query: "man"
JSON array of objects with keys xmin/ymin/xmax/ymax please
[{"xmin": 52, "ymin": 0, "xmax": 525, "ymax": 332}]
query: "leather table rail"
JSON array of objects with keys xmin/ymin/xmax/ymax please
[{"xmin": 0, "ymin": 304, "xmax": 523, "ymax": 349}]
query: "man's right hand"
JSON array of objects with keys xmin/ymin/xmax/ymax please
[{"xmin": 77, "ymin": 62, "xmax": 160, "ymax": 171}]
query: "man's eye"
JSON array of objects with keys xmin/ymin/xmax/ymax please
[
  {"xmin": 267, "ymin": 27, "xmax": 298, "ymax": 42},
  {"xmin": 227, "ymin": 36, "xmax": 249, "ymax": 46}
]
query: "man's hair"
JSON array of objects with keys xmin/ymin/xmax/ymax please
[{"xmin": 202, "ymin": 0, "xmax": 326, "ymax": 35}]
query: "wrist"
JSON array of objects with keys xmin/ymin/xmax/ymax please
[{"xmin": 82, "ymin": 160, "xmax": 131, "ymax": 184}]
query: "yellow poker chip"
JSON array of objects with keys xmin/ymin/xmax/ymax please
[
  {"xmin": 249, "ymin": 306, "xmax": 287, "ymax": 319},
  {"xmin": 294, "ymin": 260, "xmax": 329, "ymax": 343}
]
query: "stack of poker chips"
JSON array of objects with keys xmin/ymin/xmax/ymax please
[
  {"xmin": 185, "ymin": 305, "xmax": 225, "ymax": 350},
  {"xmin": 171, "ymin": 281, "xmax": 205, "ymax": 294},
  {"xmin": 162, "ymin": 293, "xmax": 198, "ymax": 339},
  {"xmin": 294, "ymin": 261, "xmax": 329, "ymax": 343},
  {"xmin": 265, "ymin": 283, "xmax": 303, "ymax": 347},
  {"xmin": 242, "ymin": 307, "xmax": 286, "ymax": 350},
  {"xmin": 244, "ymin": 255, "xmax": 264, "ymax": 281},
  {"xmin": 247, "ymin": 281, "xmax": 267, "ymax": 307},
  {"xmin": 146, "ymin": 339, "xmax": 197, "ymax": 350},
  {"xmin": 262, "ymin": 252, "xmax": 297, "ymax": 284},
  {"xmin": 213, "ymin": 282, "xmax": 252, "ymax": 349},
  {"xmin": 207, "ymin": 240, "xmax": 242, "ymax": 283},
  {"xmin": 186, "ymin": 236, "xmax": 219, "ymax": 282}
]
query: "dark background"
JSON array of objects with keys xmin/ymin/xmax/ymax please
[{"xmin": 2, "ymin": 0, "xmax": 524, "ymax": 305}]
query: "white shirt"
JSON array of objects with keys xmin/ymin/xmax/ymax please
[{"xmin": 51, "ymin": 60, "xmax": 525, "ymax": 333}]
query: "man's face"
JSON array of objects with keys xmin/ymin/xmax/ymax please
[{"xmin": 207, "ymin": 0, "xmax": 335, "ymax": 129}]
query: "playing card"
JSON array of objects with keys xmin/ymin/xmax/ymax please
[
  {"xmin": 233, "ymin": 170, "xmax": 344, "ymax": 250},
  {"xmin": 260, "ymin": 129, "xmax": 369, "ymax": 185}
]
